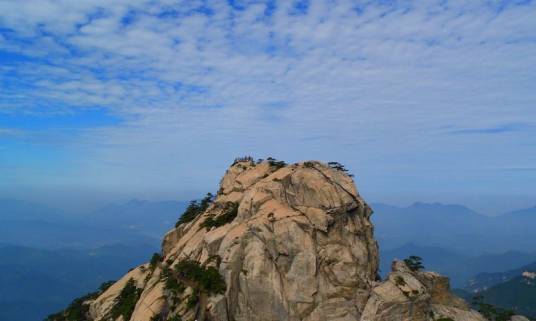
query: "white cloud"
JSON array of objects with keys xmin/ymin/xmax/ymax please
[{"xmin": 0, "ymin": 0, "xmax": 535, "ymax": 205}]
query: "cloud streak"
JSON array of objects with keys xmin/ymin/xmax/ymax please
[{"xmin": 449, "ymin": 123, "xmax": 534, "ymax": 135}]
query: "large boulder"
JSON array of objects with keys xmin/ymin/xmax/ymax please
[{"xmin": 360, "ymin": 261, "xmax": 485, "ymax": 321}]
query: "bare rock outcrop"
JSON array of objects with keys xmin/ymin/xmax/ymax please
[
  {"xmin": 51, "ymin": 159, "xmax": 487, "ymax": 321},
  {"xmin": 360, "ymin": 260, "xmax": 485, "ymax": 321}
]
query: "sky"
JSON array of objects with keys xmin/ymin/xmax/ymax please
[{"xmin": 0, "ymin": 0, "xmax": 535, "ymax": 214}]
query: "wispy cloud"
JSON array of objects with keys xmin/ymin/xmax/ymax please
[
  {"xmin": 0, "ymin": 128, "xmax": 22, "ymax": 137},
  {"xmin": 449, "ymin": 123, "xmax": 534, "ymax": 135},
  {"xmin": 497, "ymin": 167, "xmax": 536, "ymax": 172},
  {"xmin": 0, "ymin": 0, "xmax": 535, "ymax": 203}
]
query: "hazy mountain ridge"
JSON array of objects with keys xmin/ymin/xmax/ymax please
[
  {"xmin": 380, "ymin": 244, "xmax": 536, "ymax": 287},
  {"xmin": 0, "ymin": 198, "xmax": 187, "ymax": 321},
  {"xmin": 0, "ymin": 199, "xmax": 69, "ymax": 222},
  {"xmin": 86, "ymin": 199, "xmax": 188, "ymax": 238},
  {"xmin": 1, "ymin": 198, "xmax": 534, "ymax": 320},
  {"xmin": 0, "ymin": 199, "xmax": 187, "ymax": 249},
  {"xmin": 0, "ymin": 243, "xmax": 158, "ymax": 321},
  {"xmin": 372, "ymin": 202, "xmax": 536, "ymax": 255},
  {"xmin": 466, "ymin": 261, "xmax": 536, "ymax": 293},
  {"xmin": 472, "ymin": 274, "xmax": 536, "ymax": 319}
]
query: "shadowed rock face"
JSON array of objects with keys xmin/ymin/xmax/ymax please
[{"xmin": 63, "ymin": 160, "xmax": 487, "ymax": 321}]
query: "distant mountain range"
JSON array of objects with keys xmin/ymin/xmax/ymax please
[
  {"xmin": 0, "ymin": 199, "xmax": 69, "ymax": 222},
  {"xmin": 0, "ymin": 198, "xmax": 188, "ymax": 321},
  {"xmin": 0, "ymin": 198, "xmax": 187, "ymax": 249},
  {"xmin": 0, "ymin": 243, "xmax": 158, "ymax": 321},
  {"xmin": 466, "ymin": 261, "xmax": 536, "ymax": 292},
  {"xmin": 1, "ymin": 198, "xmax": 534, "ymax": 321},
  {"xmin": 380, "ymin": 243, "xmax": 536, "ymax": 287},
  {"xmin": 372, "ymin": 202, "xmax": 536, "ymax": 255},
  {"xmin": 476, "ymin": 274, "xmax": 536, "ymax": 319},
  {"xmin": 455, "ymin": 262, "xmax": 536, "ymax": 319},
  {"xmin": 86, "ymin": 199, "xmax": 188, "ymax": 238}
]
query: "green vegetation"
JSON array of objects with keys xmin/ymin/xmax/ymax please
[
  {"xmin": 328, "ymin": 161, "xmax": 354, "ymax": 177},
  {"xmin": 267, "ymin": 157, "xmax": 287, "ymax": 169},
  {"xmin": 186, "ymin": 290, "xmax": 199, "ymax": 309},
  {"xmin": 303, "ymin": 161, "xmax": 316, "ymax": 168},
  {"xmin": 472, "ymin": 295, "xmax": 515, "ymax": 321},
  {"xmin": 174, "ymin": 259, "xmax": 226, "ymax": 294},
  {"xmin": 44, "ymin": 281, "xmax": 115, "ymax": 321},
  {"xmin": 150, "ymin": 252, "xmax": 163, "ymax": 268},
  {"xmin": 152, "ymin": 312, "xmax": 182, "ymax": 321},
  {"xmin": 162, "ymin": 266, "xmax": 186, "ymax": 296},
  {"xmin": 208, "ymin": 254, "xmax": 222, "ymax": 267},
  {"xmin": 232, "ymin": 156, "xmax": 254, "ymax": 165},
  {"xmin": 167, "ymin": 315, "xmax": 183, "ymax": 321},
  {"xmin": 110, "ymin": 278, "xmax": 142, "ymax": 321},
  {"xmin": 150, "ymin": 313, "xmax": 165, "ymax": 321},
  {"xmin": 395, "ymin": 276, "xmax": 406, "ymax": 286},
  {"xmin": 474, "ymin": 275, "xmax": 536, "ymax": 319},
  {"xmin": 99, "ymin": 281, "xmax": 115, "ymax": 292},
  {"xmin": 44, "ymin": 292, "xmax": 96, "ymax": 321},
  {"xmin": 201, "ymin": 202, "xmax": 239, "ymax": 230},
  {"xmin": 161, "ymin": 259, "xmax": 225, "ymax": 313},
  {"xmin": 404, "ymin": 255, "xmax": 424, "ymax": 272},
  {"xmin": 436, "ymin": 318, "xmax": 455, "ymax": 321},
  {"xmin": 175, "ymin": 193, "xmax": 214, "ymax": 227}
]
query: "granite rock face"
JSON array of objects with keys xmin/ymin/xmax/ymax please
[
  {"xmin": 360, "ymin": 260, "xmax": 486, "ymax": 321},
  {"xmin": 59, "ymin": 159, "xmax": 487, "ymax": 321}
]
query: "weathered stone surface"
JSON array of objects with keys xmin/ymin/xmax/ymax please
[
  {"xmin": 88, "ymin": 264, "xmax": 151, "ymax": 321},
  {"xmin": 360, "ymin": 261, "xmax": 483, "ymax": 321},
  {"xmin": 431, "ymin": 304, "xmax": 488, "ymax": 321},
  {"xmin": 80, "ymin": 159, "xmax": 486, "ymax": 321}
]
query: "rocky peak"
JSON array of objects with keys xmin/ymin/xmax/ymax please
[{"xmin": 49, "ymin": 159, "xmax": 490, "ymax": 321}]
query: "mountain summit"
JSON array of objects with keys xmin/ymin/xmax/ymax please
[{"xmin": 48, "ymin": 159, "xmax": 487, "ymax": 321}]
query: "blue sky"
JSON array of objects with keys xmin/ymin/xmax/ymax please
[{"xmin": 0, "ymin": 0, "xmax": 535, "ymax": 214}]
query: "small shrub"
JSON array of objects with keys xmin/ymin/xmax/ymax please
[
  {"xmin": 303, "ymin": 161, "xmax": 316, "ymax": 168},
  {"xmin": 45, "ymin": 292, "xmax": 96, "ymax": 321},
  {"xmin": 200, "ymin": 266, "xmax": 227, "ymax": 294},
  {"xmin": 395, "ymin": 276, "xmax": 406, "ymax": 286},
  {"xmin": 232, "ymin": 156, "xmax": 254, "ymax": 165},
  {"xmin": 404, "ymin": 255, "xmax": 424, "ymax": 272},
  {"xmin": 162, "ymin": 267, "xmax": 185, "ymax": 295},
  {"xmin": 208, "ymin": 254, "xmax": 222, "ymax": 267},
  {"xmin": 201, "ymin": 202, "xmax": 239, "ymax": 230},
  {"xmin": 328, "ymin": 161, "xmax": 354, "ymax": 177},
  {"xmin": 175, "ymin": 193, "xmax": 214, "ymax": 227},
  {"xmin": 110, "ymin": 278, "xmax": 142, "ymax": 321},
  {"xmin": 472, "ymin": 295, "xmax": 514, "ymax": 321},
  {"xmin": 150, "ymin": 252, "xmax": 163, "ymax": 268},
  {"xmin": 167, "ymin": 315, "xmax": 182, "ymax": 321},
  {"xmin": 99, "ymin": 280, "xmax": 115, "ymax": 292},
  {"xmin": 267, "ymin": 157, "xmax": 287, "ymax": 169},
  {"xmin": 174, "ymin": 259, "xmax": 226, "ymax": 295},
  {"xmin": 45, "ymin": 280, "xmax": 116, "ymax": 321},
  {"xmin": 150, "ymin": 313, "xmax": 166, "ymax": 321},
  {"xmin": 186, "ymin": 291, "xmax": 199, "ymax": 309}
]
